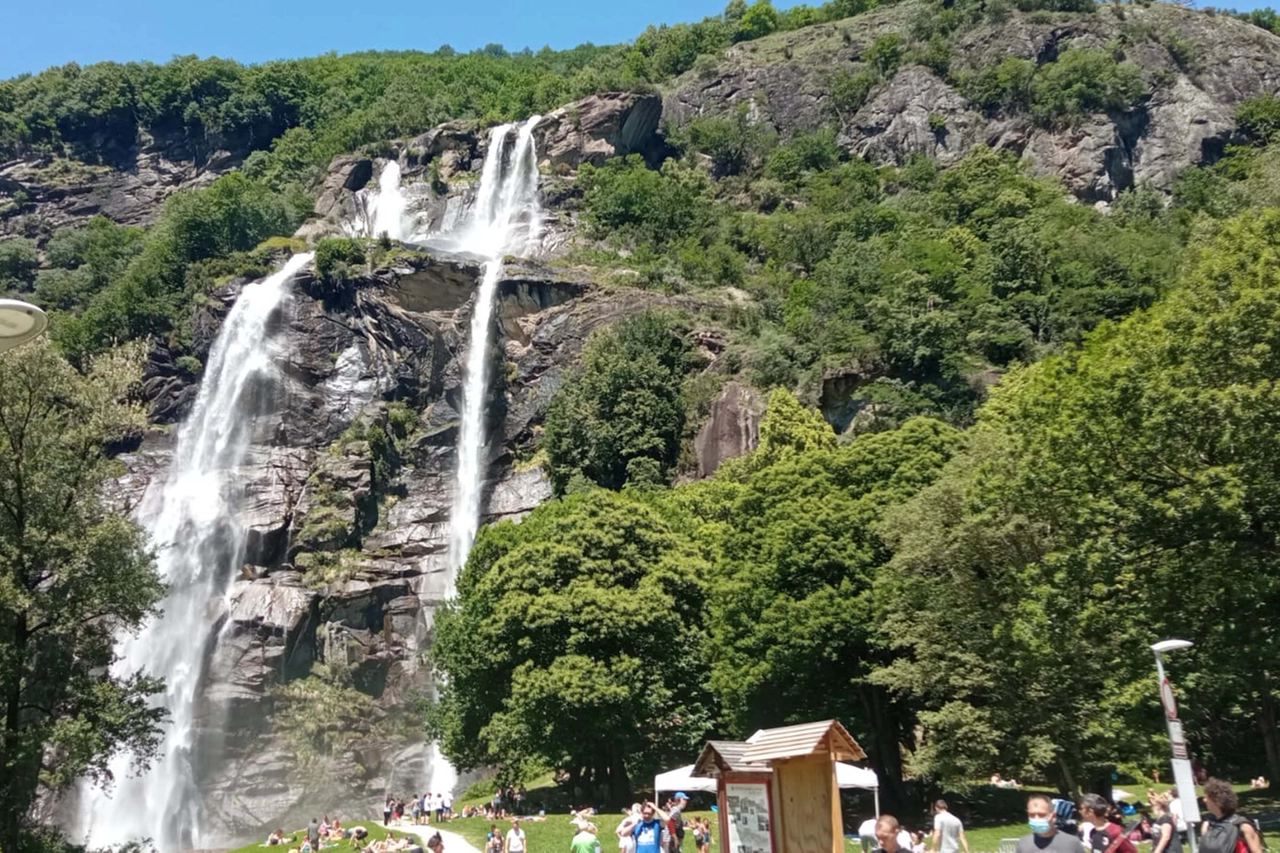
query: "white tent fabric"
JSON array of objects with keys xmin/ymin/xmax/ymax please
[
  {"xmin": 654, "ymin": 764, "xmax": 719, "ymax": 795},
  {"xmin": 654, "ymin": 762, "xmax": 877, "ymax": 795},
  {"xmin": 837, "ymin": 762, "xmax": 878, "ymax": 790}
]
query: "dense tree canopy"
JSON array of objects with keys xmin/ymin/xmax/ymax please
[
  {"xmin": 0, "ymin": 342, "xmax": 166, "ymax": 853},
  {"xmin": 429, "ymin": 489, "xmax": 716, "ymax": 803}
]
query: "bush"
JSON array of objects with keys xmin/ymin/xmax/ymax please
[
  {"xmin": 580, "ymin": 155, "xmax": 711, "ymax": 247},
  {"xmin": 961, "ymin": 57, "xmax": 1036, "ymax": 112},
  {"xmin": 314, "ymin": 237, "xmax": 367, "ymax": 283},
  {"xmin": 734, "ymin": 0, "xmax": 781, "ymax": 42},
  {"xmin": 677, "ymin": 106, "xmax": 773, "ymax": 176},
  {"xmin": 1030, "ymin": 49, "xmax": 1145, "ymax": 125},
  {"xmin": 1237, "ymin": 94, "xmax": 1280, "ymax": 146},
  {"xmin": 830, "ymin": 70, "xmax": 878, "ymax": 117},
  {"xmin": 865, "ymin": 34, "xmax": 905, "ymax": 78},
  {"xmin": 764, "ymin": 129, "xmax": 842, "ymax": 184},
  {"xmin": 0, "ymin": 237, "xmax": 38, "ymax": 292}
]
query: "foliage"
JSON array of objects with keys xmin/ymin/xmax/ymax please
[
  {"xmin": 1029, "ymin": 48, "xmax": 1146, "ymax": 125},
  {"xmin": 579, "ymin": 156, "xmax": 712, "ymax": 248},
  {"xmin": 274, "ymin": 660, "xmax": 383, "ymax": 767},
  {"xmin": 0, "ymin": 341, "xmax": 166, "ymax": 853},
  {"xmin": 961, "ymin": 58, "xmax": 1036, "ymax": 113},
  {"xmin": 875, "ymin": 209, "xmax": 1280, "ymax": 790},
  {"xmin": 429, "ymin": 489, "xmax": 716, "ymax": 803},
  {"xmin": 0, "ymin": 238, "xmax": 38, "ymax": 292},
  {"xmin": 543, "ymin": 311, "xmax": 699, "ymax": 493},
  {"xmin": 1237, "ymin": 94, "xmax": 1280, "ymax": 146},
  {"xmin": 675, "ymin": 106, "xmax": 774, "ymax": 177},
  {"xmin": 314, "ymin": 237, "xmax": 368, "ymax": 283},
  {"xmin": 46, "ymin": 175, "xmax": 308, "ymax": 364}
]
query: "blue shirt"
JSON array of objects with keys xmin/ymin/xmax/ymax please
[{"xmin": 633, "ymin": 819, "xmax": 665, "ymax": 853}]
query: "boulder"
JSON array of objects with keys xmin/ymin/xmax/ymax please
[
  {"xmin": 694, "ymin": 381, "xmax": 764, "ymax": 477},
  {"xmin": 533, "ymin": 93, "xmax": 666, "ymax": 169}
]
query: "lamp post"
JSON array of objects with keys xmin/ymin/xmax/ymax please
[
  {"xmin": 0, "ymin": 298, "xmax": 48, "ymax": 353},
  {"xmin": 1151, "ymin": 639, "xmax": 1199, "ymax": 853}
]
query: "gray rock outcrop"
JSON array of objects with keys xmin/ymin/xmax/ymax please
[
  {"xmin": 668, "ymin": 3, "xmax": 1280, "ymax": 200},
  {"xmin": 533, "ymin": 92, "xmax": 666, "ymax": 169}
]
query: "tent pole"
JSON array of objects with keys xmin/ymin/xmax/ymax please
[{"xmin": 875, "ymin": 788, "xmax": 881, "ymax": 819}]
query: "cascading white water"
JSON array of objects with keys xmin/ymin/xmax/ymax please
[
  {"xmin": 372, "ymin": 161, "xmax": 406, "ymax": 241},
  {"xmin": 346, "ymin": 161, "xmax": 407, "ymax": 240},
  {"xmin": 79, "ymin": 252, "xmax": 314, "ymax": 853},
  {"xmin": 441, "ymin": 117, "xmax": 542, "ymax": 581}
]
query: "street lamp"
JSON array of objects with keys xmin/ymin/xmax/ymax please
[
  {"xmin": 1151, "ymin": 639, "xmax": 1200, "ymax": 853},
  {"xmin": 0, "ymin": 298, "xmax": 48, "ymax": 353}
]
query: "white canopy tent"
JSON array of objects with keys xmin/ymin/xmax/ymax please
[
  {"xmin": 655, "ymin": 760, "xmax": 880, "ymax": 814},
  {"xmin": 654, "ymin": 764, "xmax": 719, "ymax": 795}
]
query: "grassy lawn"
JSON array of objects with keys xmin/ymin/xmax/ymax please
[
  {"xmin": 228, "ymin": 822, "xmax": 393, "ymax": 853},
  {"xmin": 444, "ymin": 810, "xmax": 720, "ymax": 852}
]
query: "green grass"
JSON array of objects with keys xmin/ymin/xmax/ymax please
[
  {"xmin": 227, "ymin": 821, "xmax": 392, "ymax": 853},
  {"xmin": 445, "ymin": 811, "xmax": 720, "ymax": 852}
]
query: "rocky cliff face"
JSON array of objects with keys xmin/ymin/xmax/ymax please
[
  {"xmin": 666, "ymin": 2, "xmax": 1280, "ymax": 201},
  {"xmin": 107, "ymin": 241, "xmax": 680, "ymax": 841}
]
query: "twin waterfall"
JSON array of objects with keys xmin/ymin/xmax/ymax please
[{"xmin": 79, "ymin": 118, "xmax": 543, "ymax": 850}]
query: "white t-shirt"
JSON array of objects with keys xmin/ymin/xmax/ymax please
[
  {"xmin": 860, "ymin": 819, "xmax": 879, "ymax": 839},
  {"xmin": 1169, "ymin": 798, "xmax": 1187, "ymax": 833},
  {"xmin": 935, "ymin": 811, "xmax": 964, "ymax": 853},
  {"xmin": 507, "ymin": 828, "xmax": 527, "ymax": 852}
]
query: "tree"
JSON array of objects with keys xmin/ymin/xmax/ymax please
[
  {"xmin": 735, "ymin": 1, "xmax": 781, "ymax": 42},
  {"xmin": 0, "ymin": 238, "xmax": 38, "ymax": 292},
  {"xmin": 875, "ymin": 210, "xmax": 1280, "ymax": 789},
  {"xmin": 0, "ymin": 341, "xmax": 166, "ymax": 853},
  {"xmin": 682, "ymin": 411, "xmax": 959, "ymax": 800},
  {"xmin": 543, "ymin": 311, "xmax": 698, "ymax": 493},
  {"xmin": 429, "ymin": 489, "xmax": 715, "ymax": 804}
]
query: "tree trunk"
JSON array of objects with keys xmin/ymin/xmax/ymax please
[
  {"xmin": 1258, "ymin": 677, "xmax": 1280, "ymax": 784},
  {"xmin": 606, "ymin": 741, "xmax": 631, "ymax": 808}
]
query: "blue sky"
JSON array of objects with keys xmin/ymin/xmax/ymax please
[
  {"xmin": 0, "ymin": 0, "xmax": 745, "ymax": 79},
  {"xmin": 2, "ymin": 0, "xmax": 1276, "ymax": 80}
]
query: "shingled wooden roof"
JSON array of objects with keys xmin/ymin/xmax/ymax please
[
  {"xmin": 742, "ymin": 719, "xmax": 866, "ymax": 763},
  {"xmin": 692, "ymin": 740, "xmax": 770, "ymax": 778}
]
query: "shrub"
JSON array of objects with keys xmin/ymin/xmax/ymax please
[
  {"xmin": 734, "ymin": 0, "xmax": 781, "ymax": 41},
  {"xmin": 830, "ymin": 70, "xmax": 878, "ymax": 117},
  {"xmin": 1237, "ymin": 94, "xmax": 1280, "ymax": 146},
  {"xmin": 314, "ymin": 237, "xmax": 367, "ymax": 283},
  {"xmin": 866, "ymin": 33, "xmax": 904, "ymax": 78},
  {"xmin": 1030, "ymin": 49, "xmax": 1145, "ymax": 125},
  {"xmin": 678, "ymin": 106, "xmax": 773, "ymax": 176},
  {"xmin": 0, "ymin": 237, "xmax": 38, "ymax": 291},
  {"xmin": 580, "ymin": 155, "xmax": 711, "ymax": 247},
  {"xmin": 961, "ymin": 57, "xmax": 1036, "ymax": 112}
]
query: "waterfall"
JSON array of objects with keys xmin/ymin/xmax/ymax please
[
  {"xmin": 372, "ymin": 161, "xmax": 406, "ymax": 241},
  {"xmin": 78, "ymin": 252, "xmax": 314, "ymax": 853},
  {"xmin": 346, "ymin": 161, "xmax": 407, "ymax": 240},
  {"xmin": 442, "ymin": 116, "xmax": 542, "ymax": 580}
]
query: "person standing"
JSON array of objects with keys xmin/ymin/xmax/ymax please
[
  {"xmin": 667, "ymin": 793, "xmax": 689, "ymax": 852},
  {"xmin": 506, "ymin": 818, "xmax": 529, "ymax": 853},
  {"xmin": 384, "ymin": 796, "xmax": 394, "ymax": 827},
  {"xmin": 572, "ymin": 822, "xmax": 603, "ymax": 853},
  {"xmin": 632, "ymin": 803, "xmax": 669, "ymax": 853},
  {"xmin": 308, "ymin": 818, "xmax": 321, "ymax": 850},
  {"xmin": 1148, "ymin": 792, "xmax": 1182, "ymax": 853},
  {"xmin": 616, "ymin": 804, "xmax": 642, "ymax": 853},
  {"xmin": 1080, "ymin": 794, "xmax": 1136, "ymax": 853},
  {"xmin": 873, "ymin": 816, "xmax": 908, "ymax": 853},
  {"xmin": 1200, "ymin": 778, "xmax": 1265, "ymax": 853},
  {"xmin": 486, "ymin": 824, "xmax": 503, "ymax": 853},
  {"xmin": 931, "ymin": 800, "xmax": 971, "ymax": 853},
  {"xmin": 1018, "ymin": 794, "xmax": 1086, "ymax": 853}
]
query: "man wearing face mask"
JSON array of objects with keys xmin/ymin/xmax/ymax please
[{"xmin": 1018, "ymin": 794, "xmax": 1087, "ymax": 853}]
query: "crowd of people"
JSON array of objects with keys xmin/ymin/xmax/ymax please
[
  {"xmin": 382, "ymin": 793, "xmax": 455, "ymax": 826},
  {"xmin": 868, "ymin": 782, "xmax": 1266, "ymax": 853}
]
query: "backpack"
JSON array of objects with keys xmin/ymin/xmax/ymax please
[{"xmin": 1201, "ymin": 814, "xmax": 1266, "ymax": 853}]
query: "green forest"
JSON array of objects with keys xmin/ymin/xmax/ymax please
[{"xmin": 6, "ymin": 0, "xmax": 1280, "ymax": 850}]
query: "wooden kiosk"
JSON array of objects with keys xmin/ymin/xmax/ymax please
[{"xmin": 692, "ymin": 720, "xmax": 865, "ymax": 853}]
